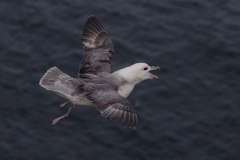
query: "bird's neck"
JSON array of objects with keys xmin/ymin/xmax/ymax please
[
  {"xmin": 115, "ymin": 66, "xmax": 141, "ymax": 85},
  {"xmin": 112, "ymin": 67, "xmax": 141, "ymax": 98}
]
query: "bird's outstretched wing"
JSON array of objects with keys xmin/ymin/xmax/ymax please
[
  {"xmin": 86, "ymin": 90, "xmax": 139, "ymax": 129},
  {"xmin": 78, "ymin": 15, "xmax": 114, "ymax": 78}
]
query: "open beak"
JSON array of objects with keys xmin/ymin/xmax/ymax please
[
  {"xmin": 149, "ymin": 66, "xmax": 160, "ymax": 79},
  {"xmin": 151, "ymin": 66, "xmax": 161, "ymax": 70}
]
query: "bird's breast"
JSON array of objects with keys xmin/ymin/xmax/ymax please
[{"xmin": 117, "ymin": 83, "xmax": 134, "ymax": 98}]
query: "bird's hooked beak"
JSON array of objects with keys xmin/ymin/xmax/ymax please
[{"xmin": 149, "ymin": 66, "xmax": 161, "ymax": 79}]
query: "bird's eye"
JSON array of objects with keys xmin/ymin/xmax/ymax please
[{"xmin": 143, "ymin": 67, "xmax": 148, "ymax": 70}]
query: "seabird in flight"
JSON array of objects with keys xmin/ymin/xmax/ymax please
[{"xmin": 39, "ymin": 15, "xmax": 160, "ymax": 129}]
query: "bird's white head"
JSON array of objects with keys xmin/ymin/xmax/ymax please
[{"xmin": 119, "ymin": 63, "xmax": 160, "ymax": 84}]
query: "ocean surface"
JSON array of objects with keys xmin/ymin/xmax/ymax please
[{"xmin": 1, "ymin": 0, "xmax": 240, "ymax": 160}]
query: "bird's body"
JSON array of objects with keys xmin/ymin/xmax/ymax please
[{"xmin": 39, "ymin": 15, "xmax": 160, "ymax": 129}]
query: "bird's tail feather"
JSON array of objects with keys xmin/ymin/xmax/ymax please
[{"xmin": 39, "ymin": 67, "xmax": 77, "ymax": 99}]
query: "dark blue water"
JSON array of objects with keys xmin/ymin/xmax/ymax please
[{"xmin": 1, "ymin": 1, "xmax": 240, "ymax": 160}]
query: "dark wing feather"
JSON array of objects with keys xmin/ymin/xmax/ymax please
[
  {"xmin": 78, "ymin": 15, "xmax": 114, "ymax": 78},
  {"xmin": 86, "ymin": 90, "xmax": 139, "ymax": 129}
]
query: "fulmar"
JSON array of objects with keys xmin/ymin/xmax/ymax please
[{"xmin": 39, "ymin": 15, "xmax": 160, "ymax": 129}]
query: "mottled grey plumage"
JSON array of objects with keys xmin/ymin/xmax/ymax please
[
  {"xmin": 39, "ymin": 15, "xmax": 160, "ymax": 129},
  {"xmin": 86, "ymin": 90, "xmax": 138, "ymax": 128},
  {"xmin": 79, "ymin": 15, "xmax": 114, "ymax": 78}
]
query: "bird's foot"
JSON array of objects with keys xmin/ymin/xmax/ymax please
[
  {"xmin": 51, "ymin": 115, "xmax": 66, "ymax": 126},
  {"xmin": 51, "ymin": 104, "xmax": 74, "ymax": 127},
  {"xmin": 60, "ymin": 100, "xmax": 70, "ymax": 108}
]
